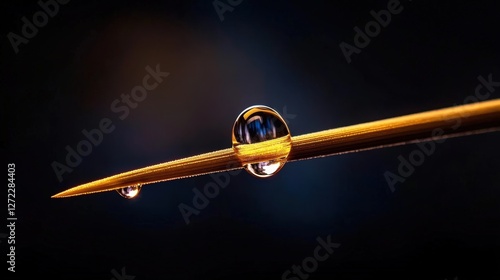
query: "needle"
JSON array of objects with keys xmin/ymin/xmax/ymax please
[{"xmin": 52, "ymin": 99, "xmax": 500, "ymax": 198}]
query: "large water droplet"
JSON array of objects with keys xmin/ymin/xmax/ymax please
[
  {"xmin": 116, "ymin": 184, "xmax": 142, "ymax": 199},
  {"xmin": 232, "ymin": 105, "xmax": 292, "ymax": 178}
]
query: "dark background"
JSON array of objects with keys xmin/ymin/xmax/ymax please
[{"xmin": 2, "ymin": 0, "xmax": 500, "ymax": 279}]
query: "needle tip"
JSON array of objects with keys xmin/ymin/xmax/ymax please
[
  {"xmin": 51, "ymin": 192, "xmax": 64, "ymax": 198},
  {"xmin": 51, "ymin": 189, "xmax": 78, "ymax": 198}
]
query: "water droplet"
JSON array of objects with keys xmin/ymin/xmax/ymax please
[
  {"xmin": 116, "ymin": 184, "xmax": 142, "ymax": 199},
  {"xmin": 232, "ymin": 105, "xmax": 292, "ymax": 178}
]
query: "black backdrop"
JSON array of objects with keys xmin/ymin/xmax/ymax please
[{"xmin": 2, "ymin": 1, "xmax": 500, "ymax": 279}]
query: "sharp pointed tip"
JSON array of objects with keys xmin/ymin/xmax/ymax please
[
  {"xmin": 51, "ymin": 185, "xmax": 111, "ymax": 199},
  {"xmin": 51, "ymin": 189, "xmax": 77, "ymax": 198},
  {"xmin": 51, "ymin": 192, "xmax": 65, "ymax": 198}
]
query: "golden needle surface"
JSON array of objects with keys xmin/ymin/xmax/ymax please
[{"xmin": 52, "ymin": 99, "xmax": 500, "ymax": 198}]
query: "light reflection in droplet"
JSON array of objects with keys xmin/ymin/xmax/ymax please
[
  {"xmin": 232, "ymin": 105, "xmax": 292, "ymax": 178},
  {"xmin": 116, "ymin": 184, "xmax": 142, "ymax": 199}
]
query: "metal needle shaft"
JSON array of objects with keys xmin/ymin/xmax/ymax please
[
  {"xmin": 288, "ymin": 99, "xmax": 500, "ymax": 161},
  {"xmin": 52, "ymin": 99, "xmax": 500, "ymax": 198}
]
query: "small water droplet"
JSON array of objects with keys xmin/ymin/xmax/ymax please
[
  {"xmin": 116, "ymin": 184, "xmax": 142, "ymax": 199},
  {"xmin": 232, "ymin": 105, "xmax": 292, "ymax": 178}
]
